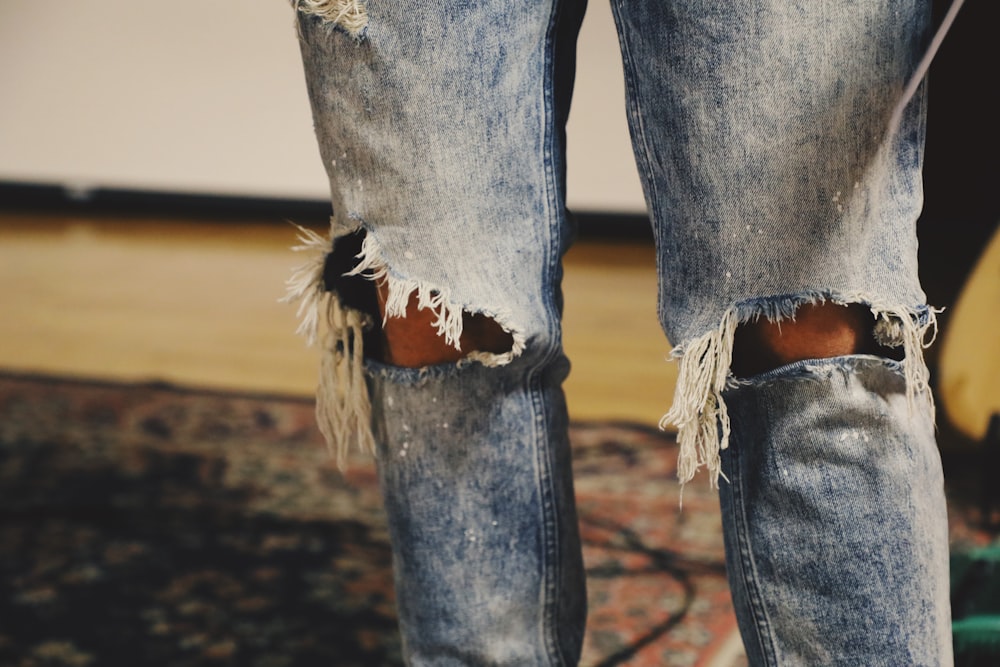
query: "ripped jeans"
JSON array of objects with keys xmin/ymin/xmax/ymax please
[{"xmin": 287, "ymin": 0, "xmax": 953, "ymax": 664}]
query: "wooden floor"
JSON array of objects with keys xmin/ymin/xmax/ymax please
[{"xmin": 0, "ymin": 210, "xmax": 673, "ymax": 425}]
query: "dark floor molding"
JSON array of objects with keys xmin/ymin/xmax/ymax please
[
  {"xmin": 0, "ymin": 181, "xmax": 654, "ymax": 242},
  {"xmin": 0, "ymin": 181, "xmax": 334, "ymax": 225}
]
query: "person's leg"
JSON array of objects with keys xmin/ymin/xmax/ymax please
[
  {"xmin": 287, "ymin": 0, "xmax": 588, "ymax": 663},
  {"xmin": 611, "ymin": 0, "xmax": 952, "ymax": 663}
]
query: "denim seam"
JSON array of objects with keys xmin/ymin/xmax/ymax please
[
  {"xmin": 728, "ymin": 430, "xmax": 779, "ymax": 666},
  {"xmin": 728, "ymin": 354, "xmax": 904, "ymax": 390},
  {"xmin": 610, "ymin": 0, "xmax": 662, "ymax": 253},
  {"xmin": 532, "ymin": 370, "xmax": 562, "ymax": 666},
  {"xmin": 363, "ymin": 356, "xmax": 481, "ymax": 385},
  {"xmin": 538, "ymin": 0, "xmax": 567, "ymax": 661}
]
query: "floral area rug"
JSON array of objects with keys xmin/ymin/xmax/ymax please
[
  {"xmin": 0, "ymin": 372, "xmax": 741, "ymax": 667},
  {"xmin": 0, "ymin": 372, "xmax": 993, "ymax": 666}
]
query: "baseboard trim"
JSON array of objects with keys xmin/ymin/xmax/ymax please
[{"xmin": 0, "ymin": 181, "xmax": 653, "ymax": 241}]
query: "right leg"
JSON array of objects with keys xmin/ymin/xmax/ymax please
[{"xmin": 288, "ymin": 0, "xmax": 589, "ymax": 663}]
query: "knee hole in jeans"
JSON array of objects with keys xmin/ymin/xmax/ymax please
[
  {"xmin": 731, "ymin": 302, "xmax": 904, "ymax": 378},
  {"xmin": 323, "ymin": 228, "xmax": 514, "ymax": 368}
]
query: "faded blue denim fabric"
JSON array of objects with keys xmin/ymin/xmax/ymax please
[
  {"xmin": 613, "ymin": 0, "xmax": 939, "ymax": 485},
  {"xmin": 287, "ymin": 0, "xmax": 953, "ymax": 664},
  {"xmin": 290, "ymin": 0, "xmax": 590, "ymax": 662},
  {"xmin": 368, "ymin": 358, "xmax": 585, "ymax": 664},
  {"xmin": 720, "ymin": 357, "xmax": 952, "ymax": 665}
]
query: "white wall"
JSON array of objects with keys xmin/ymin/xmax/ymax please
[{"xmin": 0, "ymin": 0, "xmax": 645, "ymax": 212}]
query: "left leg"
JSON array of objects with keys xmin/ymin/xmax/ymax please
[{"xmin": 610, "ymin": 0, "xmax": 952, "ymax": 662}]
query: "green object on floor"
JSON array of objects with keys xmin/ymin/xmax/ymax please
[
  {"xmin": 954, "ymin": 616, "xmax": 1000, "ymax": 649},
  {"xmin": 951, "ymin": 541, "xmax": 1000, "ymax": 665}
]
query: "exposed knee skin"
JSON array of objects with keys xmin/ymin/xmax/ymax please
[
  {"xmin": 380, "ymin": 295, "xmax": 883, "ymax": 372},
  {"xmin": 376, "ymin": 280, "xmax": 514, "ymax": 368},
  {"xmin": 732, "ymin": 302, "xmax": 883, "ymax": 378}
]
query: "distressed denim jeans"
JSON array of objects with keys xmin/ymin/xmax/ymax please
[{"xmin": 286, "ymin": 0, "xmax": 953, "ymax": 664}]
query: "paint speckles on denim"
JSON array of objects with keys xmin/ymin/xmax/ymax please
[
  {"xmin": 612, "ymin": 0, "xmax": 931, "ymax": 343},
  {"xmin": 720, "ymin": 356, "xmax": 952, "ymax": 666},
  {"xmin": 369, "ymin": 358, "xmax": 586, "ymax": 665},
  {"xmin": 296, "ymin": 0, "xmax": 560, "ymax": 340},
  {"xmin": 605, "ymin": 0, "xmax": 940, "ymax": 489}
]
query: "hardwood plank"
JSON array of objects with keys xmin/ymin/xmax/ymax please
[{"xmin": 0, "ymin": 212, "xmax": 671, "ymax": 425}]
